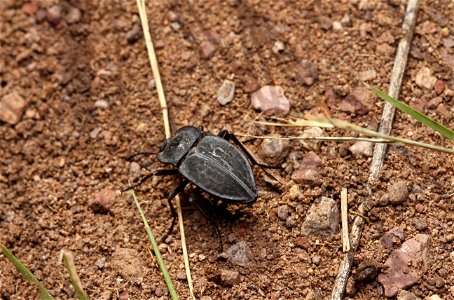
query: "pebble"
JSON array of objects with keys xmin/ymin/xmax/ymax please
[
  {"xmin": 36, "ymin": 9, "xmax": 47, "ymax": 23},
  {"xmin": 126, "ymin": 24, "xmax": 142, "ymax": 44},
  {"xmin": 359, "ymin": 70, "xmax": 377, "ymax": 81},
  {"xmin": 285, "ymin": 217, "xmax": 297, "ymax": 228},
  {"xmin": 302, "ymin": 197, "xmax": 339, "ymax": 237},
  {"xmin": 354, "ymin": 259, "xmax": 381, "ymax": 283},
  {"xmin": 297, "ymin": 60, "xmax": 318, "ymax": 86},
  {"xmin": 219, "ymin": 269, "xmax": 239, "ymax": 287},
  {"xmin": 112, "ymin": 248, "xmax": 145, "ymax": 280},
  {"xmin": 349, "ymin": 141, "xmax": 373, "ymax": 157},
  {"xmin": 95, "ymin": 257, "xmax": 106, "ymax": 269},
  {"xmin": 415, "ymin": 67, "xmax": 437, "ymax": 90},
  {"xmin": 388, "ymin": 181, "xmax": 409, "ymax": 205},
  {"xmin": 412, "ymin": 218, "xmax": 427, "ymax": 231},
  {"xmin": 272, "ymin": 40, "xmax": 285, "ymax": 53},
  {"xmin": 225, "ymin": 241, "xmax": 253, "ymax": 267},
  {"xmin": 170, "ymin": 22, "xmax": 180, "ymax": 30},
  {"xmin": 22, "ymin": 1, "xmax": 38, "ymax": 15},
  {"xmin": 428, "ymin": 96, "xmax": 443, "ymax": 108},
  {"xmin": 243, "ymin": 76, "xmax": 260, "ymax": 93},
  {"xmin": 378, "ymin": 234, "xmax": 431, "ymax": 297},
  {"xmin": 397, "ymin": 290, "xmax": 421, "ymax": 300},
  {"xmin": 277, "ymin": 205, "xmax": 289, "ymax": 221},
  {"xmin": 258, "ymin": 137, "xmax": 289, "ymax": 165},
  {"xmin": 65, "ymin": 6, "xmax": 82, "ymax": 24},
  {"xmin": 433, "ymin": 80, "xmax": 445, "ymax": 95},
  {"xmin": 436, "ymin": 103, "xmax": 451, "ymax": 120},
  {"xmin": 376, "ymin": 43, "xmax": 394, "ymax": 56},
  {"xmin": 332, "ymin": 21, "xmax": 343, "ymax": 31},
  {"xmin": 299, "ymin": 127, "xmax": 324, "ymax": 151},
  {"xmin": 251, "ymin": 85, "xmax": 290, "ymax": 116},
  {"xmin": 47, "ymin": 5, "xmax": 62, "ymax": 25},
  {"xmin": 94, "ymin": 99, "xmax": 109, "ymax": 109},
  {"xmin": 339, "ymin": 87, "xmax": 372, "ymax": 115},
  {"xmin": 89, "ymin": 188, "xmax": 116, "ymax": 213},
  {"xmin": 0, "ymin": 91, "xmax": 27, "ymax": 125},
  {"xmin": 90, "ymin": 127, "xmax": 102, "ymax": 139},
  {"xmin": 428, "ymin": 295, "xmax": 441, "ymax": 300},
  {"xmin": 291, "ymin": 151, "xmax": 322, "ymax": 185},
  {"xmin": 380, "ymin": 226, "xmax": 405, "ymax": 249},
  {"xmin": 217, "ymin": 80, "xmax": 236, "ymax": 105},
  {"xmin": 200, "ymin": 40, "xmax": 217, "ymax": 59}
]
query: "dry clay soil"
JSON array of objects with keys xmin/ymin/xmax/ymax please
[{"xmin": 1, "ymin": 0, "xmax": 453, "ymax": 299}]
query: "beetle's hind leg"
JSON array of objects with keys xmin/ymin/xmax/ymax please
[
  {"xmin": 161, "ymin": 179, "xmax": 190, "ymax": 243},
  {"xmin": 121, "ymin": 169, "xmax": 179, "ymax": 193},
  {"xmin": 189, "ymin": 188, "xmax": 223, "ymax": 252},
  {"xmin": 124, "ymin": 151, "xmax": 155, "ymax": 161}
]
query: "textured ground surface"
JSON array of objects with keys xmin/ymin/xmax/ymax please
[{"xmin": 1, "ymin": 0, "xmax": 453, "ymax": 299}]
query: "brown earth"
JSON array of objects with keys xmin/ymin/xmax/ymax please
[{"xmin": 0, "ymin": 0, "xmax": 453, "ymax": 299}]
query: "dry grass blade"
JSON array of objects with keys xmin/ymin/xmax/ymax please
[
  {"xmin": 62, "ymin": 251, "xmax": 88, "ymax": 300},
  {"xmin": 135, "ymin": 0, "xmax": 194, "ymax": 298},
  {"xmin": 1, "ymin": 245, "xmax": 55, "ymax": 300},
  {"xmin": 340, "ymin": 188, "xmax": 350, "ymax": 253}
]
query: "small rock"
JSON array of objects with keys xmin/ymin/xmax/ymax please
[
  {"xmin": 433, "ymin": 80, "xmax": 445, "ymax": 95},
  {"xmin": 380, "ymin": 226, "xmax": 405, "ymax": 249},
  {"xmin": 428, "ymin": 295, "xmax": 441, "ymax": 300},
  {"xmin": 22, "ymin": 1, "xmax": 38, "ymax": 15},
  {"xmin": 148, "ymin": 79, "xmax": 156, "ymax": 89},
  {"xmin": 286, "ymin": 217, "xmax": 297, "ymax": 228},
  {"xmin": 376, "ymin": 43, "xmax": 394, "ymax": 56},
  {"xmin": 415, "ymin": 67, "xmax": 437, "ymax": 90},
  {"xmin": 339, "ymin": 87, "xmax": 372, "ymax": 115},
  {"xmin": 354, "ymin": 259, "xmax": 381, "ymax": 283},
  {"xmin": 413, "ymin": 218, "xmax": 428, "ymax": 231},
  {"xmin": 378, "ymin": 234, "xmax": 431, "ymax": 297},
  {"xmin": 251, "ymin": 85, "xmax": 290, "ymax": 115},
  {"xmin": 65, "ymin": 6, "xmax": 81, "ymax": 24},
  {"xmin": 35, "ymin": 9, "xmax": 47, "ymax": 23},
  {"xmin": 258, "ymin": 136, "xmax": 289, "ymax": 165},
  {"xmin": 95, "ymin": 257, "xmax": 106, "ymax": 269},
  {"xmin": 378, "ymin": 194, "xmax": 390, "ymax": 206},
  {"xmin": 340, "ymin": 14, "xmax": 351, "ymax": 26},
  {"xmin": 126, "ymin": 24, "xmax": 141, "ymax": 44},
  {"xmin": 349, "ymin": 141, "xmax": 373, "ymax": 157},
  {"xmin": 112, "ymin": 248, "xmax": 146, "ymax": 280},
  {"xmin": 47, "ymin": 5, "xmax": 62, "ymax": 25},
  {"xmin": 302, "ymin": 197, "xmax": 339, "ymax": 237},
  {"xmin": 90, "ymin": 127, "xmax": 102, "ymax": 139},
  {"xmin": 443, "ymin": 36, "xmax": 454, "ymax": 48},
  {"xmin": 272, "ymin": 41, "xmax": 285, "ymax": 53},
  {"xmin": 345, "ymin": 276, "xmax": 356, "ymax": 296},
  {"xmin": 332, "ymin": 21, "xmax": 343, "ymax": 31},
  {"xmin": 415, "ymin": 203, "xmax": 427, "ymax": 213},
  {"xmin": 297, "ymin": 60, "xmax": 318, "ymax": 86},
  {"xmin": 219, "ymin": 269, "xmax": 239, "ymax": 287},
  {"xmin": 89, "ymin": 188, "xmax": 116, "ymax": 213},
  {"xmin": 217, "ymin": 80, "xmax": 236, "ymax": 105},
  {"xmin": 155, "ymin": 287, "xmax": 167, "ymax": 297},
  {"xmin": 388, "ymin": 181, "xmax": 409, "ymax": 205},
  {"xmin": 436, "ymin": 103, "xmax": 451, "ymax": 121},
  {"xmin": 200, "ymin": 40, "xmax": 217, "ymax": 59},
  {"xmin": 397, "ymin": 290, "xmax": 421, "ymax": 300},
  {"xmin": 428, "ymin": 96, "xmax": 443, "ymax": 109},
  {"xmin": 170, "ymin": 22, "xmax": 180, "ymax": 30},
  {"xmin": 359, "ymin": 70, "xmax": 377, "ymax": 81},
  {"xmin": 334, "ymin": 84, "xmax": 350, "ymax": 97},
  {"xmin": 243, "ymin": 76, "xmax": 260, "ymax": 93},
  {"xmin": 299, "ymin": 127, "xmax": 324, "ymax": 151},
  {"xmin": 225, "ymin": 241, "xmax": 253, "ymax": 267},
  {"xmin": 94, "ymin": 99, "xmax": 109, "ymax": 109},
  {"xmin": 277, "ymin": 205, "xmax": 289, "ymax": 221},
  {"xmin": 291, "ymin": 152, "xmax": 322, "ymax": 185},
  {"xmin": 0, "ymin": 91, "xmax": 27, "ymax": 125}
]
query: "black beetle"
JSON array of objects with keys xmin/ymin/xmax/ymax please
[{"xmin": 123, "ymin": 126, "xmax": 276, "ymax": 249}]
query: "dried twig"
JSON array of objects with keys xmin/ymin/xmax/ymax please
[
  {"xmin": 331, "ymin": 0, "xmax": 420, "ymax": 299},
  {"xmin": 340, "ymin": 188, "xmax": 350, "ymax": 253},
  {"xmin": 135, "ymin": 0, "xmax": 194, "ymax": 299}
]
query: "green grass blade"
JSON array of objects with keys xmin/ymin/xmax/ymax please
[
  {"xmin": 62, "ymin": 251, "xmax": 88, "ymax": 300},
  {"xmin": 372, "ymin": 86, "xmax": 454, "ymax": 141},
  {"xmin": 1, "ymin": 245, "xmax": 55, "ymax": 300},
  {"xmin": 130, "ymin": 190, "xmax": 179, "ymax": 300}
]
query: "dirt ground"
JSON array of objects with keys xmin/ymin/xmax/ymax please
[{"xmin": 1, "ymin": 0, "xmax": 453, "ymax": 299}]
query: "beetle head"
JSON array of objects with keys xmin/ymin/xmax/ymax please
[{"xmin": 157, "ymin": 126, "xmax": 202, "ymax": 166}]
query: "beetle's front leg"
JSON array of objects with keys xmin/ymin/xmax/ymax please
[
  {"xmin": 121, "ymin": 169, "xmax": 179, "ymax": 193},
  {"xmin": 161, "ymin": 179, "xmax": 190, "ymax": 243}
]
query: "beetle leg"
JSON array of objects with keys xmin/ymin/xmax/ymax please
[
  {"xmin": 121, "ymin": 169, "xmax": 179, "ymax": 193},
  {"xmin": 189, "ymin": 188, "xmax": 223, "ymax": 252},
  {"xmin": 161, "ymin": 179, "xmax": 190, "ymax": 243},
  {"xmin": 217, "ymin": 130, "xmax": 280, "ymax": 169},
  {"xmin": 124, "ymin": 151, "xmax": 154, "ymax": 161}
]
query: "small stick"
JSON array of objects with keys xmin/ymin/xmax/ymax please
[
  {"xmin": 136, "ymin": 0, "xmax": 194, "ymax": 299},
  {"xmin": 341, "ymin": 188, "xmax": 350, "ymax": 253},
  {"xmin": 331, "ymin": 0, "xmax": 420, "ymax": 299}
]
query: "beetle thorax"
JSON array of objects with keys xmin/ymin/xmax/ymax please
[{"xmin": 156, "ymin": 126, "xmax": 202, "ymax": 166}]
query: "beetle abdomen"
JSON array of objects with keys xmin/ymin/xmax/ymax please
[{"xmin": 179, "ymin": 135, "xmax": 257, "ymax": 202}]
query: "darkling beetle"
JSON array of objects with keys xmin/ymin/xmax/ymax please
[{"xmin": 123, "ymin": 126, "xmax": 277, "ymax": 250}]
